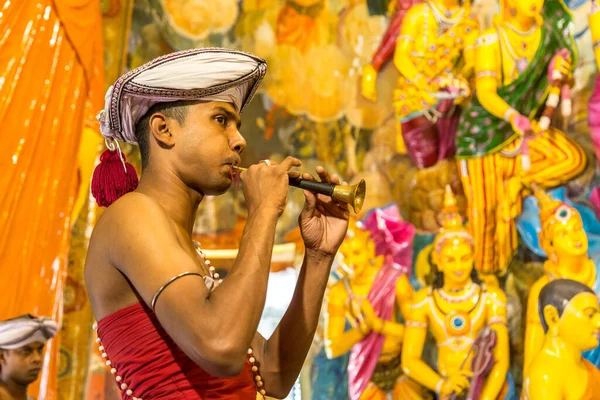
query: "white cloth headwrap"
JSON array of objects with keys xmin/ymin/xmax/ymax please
[
  {"xmin": 0, "ymin": 315, "xmax": 58, "ymax": 350},
  {"xmin": 98, "ymin": 47, "xmax": 267, "ymax": 144}
]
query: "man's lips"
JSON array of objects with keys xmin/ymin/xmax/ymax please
[{"xmin": 223, "ymin": 156, "xmax": 241, "ymax": 167}]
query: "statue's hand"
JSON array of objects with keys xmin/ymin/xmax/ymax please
[
  {"xmin": 548, "ymin": 49, "xmax": 572, "ymax": 82},
  {"xmin": 439, "ymin": 370, "xmax": 472, "ymax": 396},
  {"xmin": 360, "ymin": 299, "xmax": 384, "ymax": 333},
  {"xmin": 361, "ymin": 64, "xmax": 378, "ymax": 102},
  {"xmin": 509, "ymin": 114, "xmax": 533, "ymax": 136},
  {"xmin": 347, "ymin": 297, "xmax": 372, "ymax": 334},
  {"xmin": 435, "ymin": 75, "xmax": 471, "ymax": 102},
  {"xmin": 413, "ymin": 74, "xmax": 438, "ymax": 105}
]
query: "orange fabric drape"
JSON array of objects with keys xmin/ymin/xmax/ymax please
[
  {"xmin": 59, "ymin": 0, "xmax": 134, "ymax": 397},
  {"xmin": 0, "ymin": 0, "xmax": 103, "ymax": 398}
]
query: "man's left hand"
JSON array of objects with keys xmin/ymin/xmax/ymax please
[{"xmin": 298, "ymin": 166, "xmax": 350, "ymax": 256}]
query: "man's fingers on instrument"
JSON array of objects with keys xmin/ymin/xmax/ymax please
[
  {"xmin": 335, "ymin": 207, "xmax": 351, "ymax": 219},
  {"xmin": 330, "ymin": 174, "xmax": 341, "ymax": 185},
  {"xmin": 280, "ymin": 156, "xmax": 302, "ymax": 170},
  {"xmin": 319, "ymin": 196, "xmax": 349, "ymax": 217},
  {"xmin": 288, "ymin": 170, "xmax": 301, "ymax": 179},
  {"xmin": 302, "ymin": 172, "xmax": 315, "ymax": 181},
  {"xmin": 316, "ymin": 203, "xmax": 327, "ymax": 215},
  {"xmin": 316, "ymin": 166, "xmax": 331, "ymax": 183},
  {"xmin": 316, "ymin": 193, "xmax": 331, "ymax": 205}
]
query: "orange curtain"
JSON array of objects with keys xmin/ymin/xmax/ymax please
[
  {"xmin": 0, "ymin": 0, "xmax": 103, "ymax": 398},
  {"xmin": 58, "ymin": 0, "xmax": 134, "ymax": 398}
]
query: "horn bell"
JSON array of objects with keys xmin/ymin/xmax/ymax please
[{"xmin": 332, "ymin": 179, "xmax": 367, "ymax": 214}]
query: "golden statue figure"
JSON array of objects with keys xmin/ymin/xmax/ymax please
[
  {"xmin": 362, "ymin": 0, "xmax": 479, "ymax": 169},
  {"xmin": 523, "ymin": 185, "xmax": 600, "ymax": 374},
  {"xmin": 325, "ymin": 211, "xmax": 429, "ymax": 399},
  {"xmin": 455, "ymin": 0, "xmax": 586, "ymax": 278},
  {"xmin": 523, "ymin": 279, "xmax": 600, "ymax": 399},
  {"xmin": 401, "ymin": 186, "xmax": 513, "ymax": 399}
]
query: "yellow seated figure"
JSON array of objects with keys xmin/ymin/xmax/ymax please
[
  {"xmin": 523, "ymin": 186, "xmax": 600, "ymax": 374},
  {"xmin": 362, "ymin": 0, "xmax": 479, "ymax": 169},
  {"xmin": 454, "ymin": 0, "xmax": 586, "ymax": 277},
  {"xmin": 325, "ymin": 219, "xmax": 428, "ymax": 399},
  {"xmin": 401, "ymin": 186, "xmax": 511, "ymax": 400},
  {"xmin": 523, "ymin": 279, "xmax": 600, "ymax": 400}
]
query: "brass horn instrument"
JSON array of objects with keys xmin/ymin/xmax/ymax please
[{"xmin": 232, "ymin": 166, "xmax": 366, "ymax": 213}]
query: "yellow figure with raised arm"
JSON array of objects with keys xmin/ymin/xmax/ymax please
[
  {"xmin": 325, "ymin": 208, "xmax": 430, "ymax": 399},
  {"xmin": 523, "ymin": 279, "xmax": 600, "ymax": 400},
  {"xmin": 523, "ymin": 185, "xmax": 600, "ymax": 374},
  {"xmin": 401, "ymin": 186, "xmax": 513, "ymax": 400},
  {"xmin": 588, "ymin": 0, "xmax": 600, "ymax": 160},
  {"xmin": 362, "ymin": 0, "xmax": 479, "ymax": 169},
  {"xmin": 454, "ymin": 0, "xmax": 586, "ymax": 278}
]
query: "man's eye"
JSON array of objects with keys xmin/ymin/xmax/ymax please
[{"xmin": 215, "ymin": 116, "xmax": 227, "ymax": 125}]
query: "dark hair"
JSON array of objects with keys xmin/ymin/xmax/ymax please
[
  {"xmin": 539, "ymin": 279, "xmax": 595, "ymax": 332},
  {"xmin": 134, "ymin": 100, "xmax": 198, "ymax": 168}
]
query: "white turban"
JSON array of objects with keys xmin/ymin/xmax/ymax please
[
  {"xmin": 0, "ymin": 315, "xmax": 58, "ymax": 350},
  {"xmin": 97, "ymin": 47, "xmax": 267, "ymax": 144}
]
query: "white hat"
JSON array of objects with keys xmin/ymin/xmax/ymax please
[
  {"xmin": 97, "ymin": 47, "xmax": 267, "ymax": 144},
  {"xmin": 0, "ymin": 315, "xmax": 58, "ymax": 350}
]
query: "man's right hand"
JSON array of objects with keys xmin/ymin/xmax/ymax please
[{"xmin": 240, "ymin": 156, "xmax": 302, "ymax": 216}]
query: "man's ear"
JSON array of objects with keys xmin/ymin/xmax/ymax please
[
  {"xmin": 0, "ymin": 349, "xmax": 7, "ymax": 365},
  {"xmin": 149, "ymin": 113, "xmax": 175, "ymax": 148},
  {"xmin": 543, "ymin": 304, "xmax": 560, "ymax": 330}
]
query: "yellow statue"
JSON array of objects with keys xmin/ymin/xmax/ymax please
[
  {"xmin": 523, "ymin": 279, "xmax": 600, "ymax": 399},
  {"xmin": 523, "ymin": 185, "xmax": 600, "ymax": 373},
  {"xmin": 593, "ymin": 1, "xmax": 600, "ymax": 72},
  {"xmin": 362, "ymin": 0, "xmax": 479, "ymax": 169},
  {"xmin": 325, "ymin": 211, "xmax": 428, "ymax": 399},
  {"xmin": 589, "ymin": 0, "xmax": 600, "ymax": 161},
  {"xmin": 454, "ymin": 0, "xmax": 586, "ymax": 278},
  {"xmin": 402, "ymin": 186, "xmax": 513, "ymax": 399}
]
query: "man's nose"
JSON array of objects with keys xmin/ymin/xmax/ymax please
[{"xmin": 230, "ymin": 131, "xmax": 246, "ymax": 154}]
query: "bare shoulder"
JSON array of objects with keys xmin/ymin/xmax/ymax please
[
  {"xmin": 527, "ymin": 275, "xmax": 550, "ymax": 305},
  {"xmin": 530, "ymin": 274, "xmax": 550, "ymax": 293},
  {"xmin": 0, "ymin": 385, "xmax": 12, "ymax": 400},
  {"xmin": 483, "ymin": 284, "xmax": 507, "ymax": 304},
  {"xmin": 88, "ymin": 192, "xmax": 178, "ymax": 268},
  {"xmin": 395, "ymin": 274, "xmax": 413, "ymax": 300},
  {"xmin": 526, "ymin": 354, "xmax": 564, "ymax": 387},
  {"xmin": 327, "ymin": 281, "xmax": 348, "ymax": 306},
  {"xmin": 85, "ymin": 192, "xmax": 190, "ymax": 317},
  {"xmin": 400, "ymin": 4, "xmax": 426, "ymax": 27},
  {"xmin": 91, "ymin": 192, "xmax": 173, "ymax": 244},
  {"xmin": 412, "ymin": 287, "xmax": 431, "ymax": 306}
]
